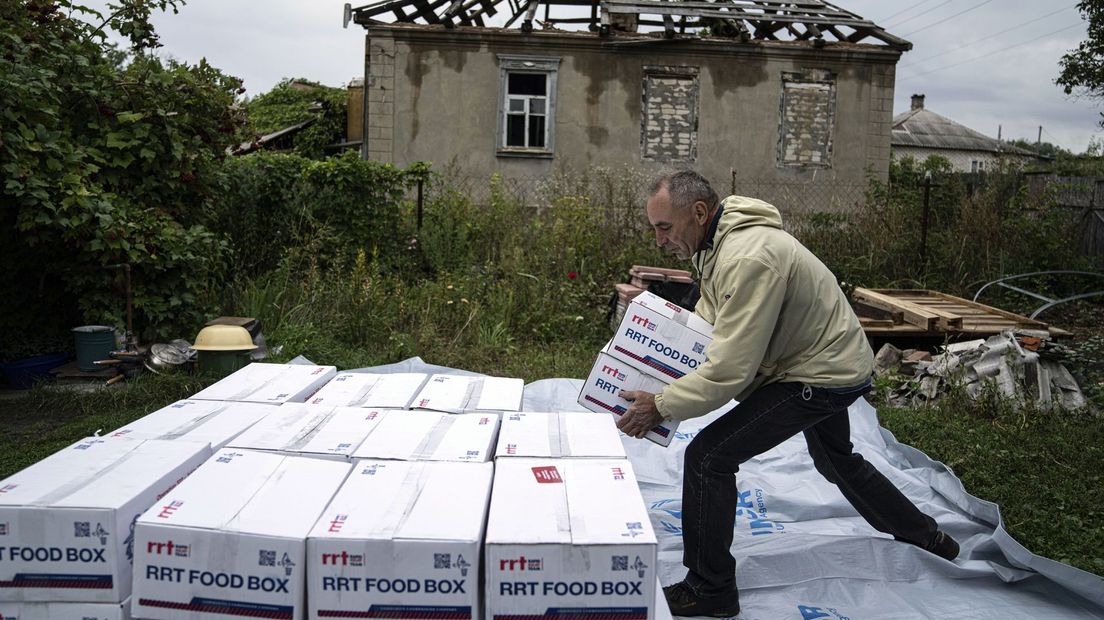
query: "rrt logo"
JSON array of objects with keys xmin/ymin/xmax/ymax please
[
  {"xmin": 365, "ymin": 411, "xmax": 380, "ymax": 420},
  {"xmin": 601, "ymin": 365, "xmax": 627, "ymax": 381},
  {"xmin": 147, "ymin": 540, "xmax": 190, "ymax": 557},
  {"xmin": 505, "ymin": 444, "xmax": 518, "ymax": 455},
  {"xmin": 611, "ymin": 467, "xmax": 626, "ymax": 480},
  {"xmin": 321, "ymin": 550, "xmax": 364, "ymax": 566},
  {"xmin": 479, "ymin": 417, "xmax": 490, "ymax": 425},
  {"xmin": 327, "ymin": 515, "xmax": 348, "ymax": 533},
  {"xmin": 418, "ymin": 399, "xmax": 431, "ymax": 408},
  {"xmin": 798, "ymin": 605, "xmax": 853, "ymax": 620},
  {"xmin": 157, "ymin": 500, "xmax": 184, "ymax": 519},
  {"xmin": 498, "ymin": 555, "xmax": 542, "ymax": 571},
  {"xmin": 0, "ymin": 484, "xmax": 17, "ymax": 494},
  {"xmin": 630, "ymin": 314, "xmax": 657, "ymax": 331},
  {"xmin": 531, "ymin": 466, "xmax": 562, "ymax": 484}
]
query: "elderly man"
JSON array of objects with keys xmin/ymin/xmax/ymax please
[{"xmin": 618, "ymin": 170, "xmax": 958, "ymax": 617}]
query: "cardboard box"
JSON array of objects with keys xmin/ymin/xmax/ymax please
[
  {"xmin": 104, "ymin": 400, "xmax": 272, "ymax": 450},
  {"xmin": 307, "ymin": 460, "xmax": 493, "ymax": 619},
  {"xmin": 495, "ymin": 412, "xmax": 626, "ymax": 458},
  {"xmin": 608, "ymin": 291, "xmax": 712, "ymax": 381},
  {"xmin": 352, "ymin": 411, "xmax": 499, "ymax": 462},
  {"xmin": 131, "ymin": 450, "xmax": 352, "ymax": 620},
  {"xmin": 0, "ymin": 438, "xmax": 211, "ymax": 603},
  {"xmin": 305, "ymin": 372, "xmax": 429, "ymax": 409},
  {"xmin": 578, "ymin": 352, "xmax": 679, "ymax": 447},
  {"xmin": 225, "ymin": 405, "xmax": 385, "ymax": 460},
  {"xmin": 189, "ymin": 363, "xmax": 337, "ymax": 404},
  {"xmin": 0, "ymin": 598, "xmax": 131, "ymax": 620},
  {"xmin": 410, "ymin": 375, "xmax": 524, "ymax": 413},
  {"xmin": 485, "ymin": 458, "xmax": 657, "ymax": 619}
]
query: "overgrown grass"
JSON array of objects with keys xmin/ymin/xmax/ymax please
[{"xmin": 878, "ymin": 401, "xmax": 1103, "ymax": 575}]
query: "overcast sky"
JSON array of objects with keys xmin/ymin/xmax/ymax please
[{"xmin": 80, "ymin": 0, "xmax": 1101, "ymax": 152}]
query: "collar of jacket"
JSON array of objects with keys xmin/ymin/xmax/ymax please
[{"xmin": 693, "ymin": 204, "xmax": 725, "ymax": 282}]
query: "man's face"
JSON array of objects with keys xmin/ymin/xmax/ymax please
[{"xmin": 646, "ymin": 186, "xmax": 709, "ymax": 260}]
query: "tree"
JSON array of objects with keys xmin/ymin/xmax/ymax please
[
  {"xmin": 0, "ymin": 1, "xmax": 244, "ymax": 343},
  {"xmin": 1058, "ymin": 0, "xmax": 1104, "ymax": 125}
]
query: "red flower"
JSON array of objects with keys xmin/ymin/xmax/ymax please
[{"xmin": 567, "ymin": 271, "xmax": 577, "ymax": 280}]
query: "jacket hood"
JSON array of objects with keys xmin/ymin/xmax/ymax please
[
  {"xmin": 715, "ymin": 195, "xmax": 784, "ymax": 239},
  {"xmin": 694, "ymin": 196, "xmax": 783, "ymax": 278}
]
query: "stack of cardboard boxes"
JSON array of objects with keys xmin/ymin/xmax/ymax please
[{"xmin": 0, "ymin": 360, "xmax": 669, "ymax": 619}]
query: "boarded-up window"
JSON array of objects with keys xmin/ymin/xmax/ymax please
[
  {"xmin": 778, "ymin": 70, "xmax": 836, "ymax": 167},
  {"xmin": 641, "ymin": 66, "xmax": 699, "ymax": 162}
]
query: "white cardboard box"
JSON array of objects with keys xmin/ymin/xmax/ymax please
[
  {"xmin": 495, "ymin": 412, "xmax": 626, "ymax": 458},
  {"xmin": 225, "ymin": 405, "xmax": 385, "ymax": 461},
  {"xmin": 307, "ymin": 460, "xmax": 493, "ymax": 619},
  {"xmin": 578, "ymin": 352, "xmax": 679, "ymax": 447},
  {"xmin": 131, "ymin": 450, "xmax": 352, "ymax": 620},
  {"xmin": 351, "ymin": 411, "xmax": 500, "ymax": 463},
  {"xmin": 0, "ymin": 597, "xmax": 131, "ymax": 620},
  {"xmin": 410, "ymin": 375, "xmax": 524, "ymax": 413},
  {"xmin": 189, "ymin": 363, "xmax": 337, "ymax": 404},
  {"xmin": 607, "ymin": 291, "xmax": 712, "ymax": 381},
  {"xmin": 485, "ymin": 458, "xmax": 657, "ymax": 619},
  {"xmin": 104, "ymin": 400, "xmax": 272, "ymax": 450},
  {"xmin": 305, "ymin": 372, "xmax": 429, "ymax": 409},
  {"xmin": 0, "ymin": 438, "xmax": 211, "ymax": 603}
]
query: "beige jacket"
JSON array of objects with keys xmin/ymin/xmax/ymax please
[{"xmin": 654, "ymin": 195, "xmax": 874, "ymax": 421}]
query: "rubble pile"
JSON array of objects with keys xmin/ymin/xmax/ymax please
[{"xmin": 874, "ymin": 330, "xmax": 1087, "ymax": 410}]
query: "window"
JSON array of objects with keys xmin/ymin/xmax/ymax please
[
  {"xmin": 778, "ymin": 69, "xmax": 836, "ymax": 167},
  {"xmin": 641, "ymin": 65, "xmax": 699, "ymax": 162},
  {"xmin": 971, "ymin": 160, "xmax": 986, "ymax": 173},
  {"xmin": 497, "ymin": 55, "xmax": 560, "ymax": 157}
]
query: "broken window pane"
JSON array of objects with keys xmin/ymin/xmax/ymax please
[
  {"xmin": 506, "ymin": 114, "xmax": 526, "ymax": 147},
  {"xmin": 508, "ymin": 72, "xmax": 546, "ymax": 96},
  {"xmin": 528, "ymin": 115, "xmax": 546, "ymax": 148}
]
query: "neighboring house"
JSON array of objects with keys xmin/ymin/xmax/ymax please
[
  {"xmin": 891, "ymin": 94, "xmax": 1042, "ymax": 173},
  {"xmin": 346, "ymin": 0, "xmax": 912, "ymax": 211}
]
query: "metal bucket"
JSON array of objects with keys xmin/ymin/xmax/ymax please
[{"xmin": 72, "ymin": 325, "xmax": 116, "ymax": 372}]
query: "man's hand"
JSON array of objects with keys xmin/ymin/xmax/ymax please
[{"xmin": 617, "ymin": 390, "xmax": 665, "ymax": 439}]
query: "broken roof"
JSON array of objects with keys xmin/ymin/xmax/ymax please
[
  {"xmin": 344, "ymin": 0, "xmax": 911, "ymax": 50},
  {"xmin": 891, "ymin": 107, "xmax": 1039, "ymax": 157}
]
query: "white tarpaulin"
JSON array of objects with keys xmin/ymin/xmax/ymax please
[{"xmin": 325, "ymin": 357, "xmax": 1104, "ymax": 619}]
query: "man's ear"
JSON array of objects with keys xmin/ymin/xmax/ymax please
[{"xmin": 694, "ymin": 200, "xmax": 710, "ymax": 224}]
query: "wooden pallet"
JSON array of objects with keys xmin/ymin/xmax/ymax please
[{"xmin": 852, "ymin": 288, "xmax": 1072, "ymax": 338}]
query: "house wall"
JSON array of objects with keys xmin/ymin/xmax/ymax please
[
  {"xmin": 892, "ymin": 146, "xmax": 1032, "ymax": 173},
  {"xmin": 362, "ymin": 25, "xmax": 902, "ymax": 211}
]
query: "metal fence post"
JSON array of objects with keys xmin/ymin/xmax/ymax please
[{"xmin": 920, "ymin": 171, "xmax": 932, "ymax": 272}]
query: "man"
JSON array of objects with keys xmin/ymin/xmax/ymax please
[{"xmin": 617, "ymin": 170, "xmax": 959, "ymax": 618}]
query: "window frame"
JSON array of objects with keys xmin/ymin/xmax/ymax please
[
  {"xmin": 777, "ymin": 69, "xmax": 837, "ymax": 169},
  {"xmin": 496, "ymin": 55, "xmax": 560, "ymax": 158}
]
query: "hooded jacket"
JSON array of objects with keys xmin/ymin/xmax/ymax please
[{"xmin": 653, "ymin": 195, "xmax": 874, "ymax": 421}]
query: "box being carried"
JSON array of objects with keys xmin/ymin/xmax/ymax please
[
  {"xmin": 225, "ymin": 404, "xmax": 385, "ymax": 461},
  {"xmin": 0, "ymin": 438, "xmax": 211, "ymax": 603},
  {"xmin": 410, "ymin": 375, "xmax": 524, "ymax": 413},
  {"xmin": 189, "ymin": 363, "xmax": 336, "ymax": 405},
  {"xmin": 494, "ymin": 412, "xmax": 625, "ymax": 459},
  {"xmin": 105, "ymin": 400, "xmax": 272, "ymax": 450},
  {"xmin": 305, "ymin": 372, "xmax": 429, "ymax": 409},
  {"xmin": 131, "ymin": 450, "xmax": 352, "ymax": 620},
  {"xmin": 578, "ymin": 352, "xmax": 679, "ymax": 447},
  {"xmin": 484, "ymin": 458, "xmax": 657, "ymax": 619},
  {"xmin": 307, "ymin": 460, "xmax": 493, "ymax": 620},
  {"xmin": 607, "ymin": 291, "xmax": 712, "ymax": 381},
  {"xmin": 351, "ymin": 411, "xmax": 500, "ymax": 462}
]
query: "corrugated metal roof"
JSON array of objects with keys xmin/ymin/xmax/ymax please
[{"xmin": 891, "ymin": 108, "xmax": 1037, "ymax": 157}]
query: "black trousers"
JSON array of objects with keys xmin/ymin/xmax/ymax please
[{"xmin": 681, "ymin": 381, "xmax": 939, "ymax": 596}]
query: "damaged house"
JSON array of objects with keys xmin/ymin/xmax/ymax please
[{"xmin": 344, "ymin": 0, "xmax": 910, "ymax": 211}]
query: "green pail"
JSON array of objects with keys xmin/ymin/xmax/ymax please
[
  {"xmin": 197, "ymin": 350, "xmax": 252, "ymax": 376},
  {"xmin": 72, "ymin": 325, "xmax": 116, "ymax": 372}
]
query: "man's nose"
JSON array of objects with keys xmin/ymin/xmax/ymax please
[{"xmin": 654, "ymin": 230, "xmax": 666, "ymax": 247}]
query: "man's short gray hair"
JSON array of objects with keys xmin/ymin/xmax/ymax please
[{"xmin": 648, "ymin": 169, "xmax": 719, "ymax": 212}]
